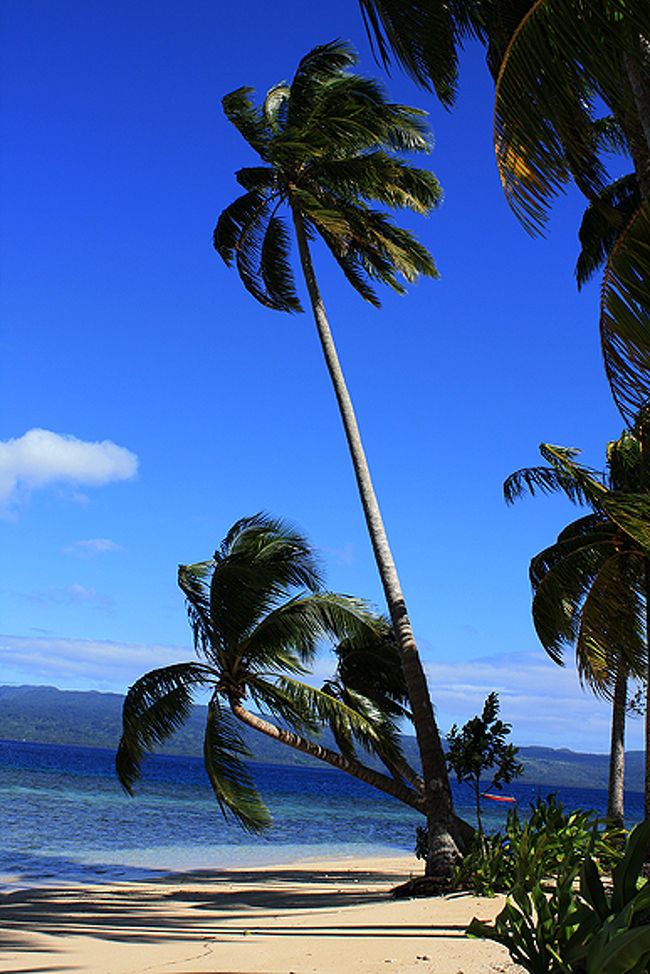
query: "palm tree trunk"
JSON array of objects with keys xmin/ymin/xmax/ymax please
[
  {"xmin": 290, "ymin": 203, "xmax": 467, "ymax": 875},
  {"xmin": 645, "ymin": 559, "xmax": 650, "ymax": 824},
  {"xmin": 624, "ymin": 37, "xmax": 650, "ymax": 156},
  {"xmin": 229, "ymin": 699, "xmax": 425, "ymax": 812},
  {"xmin": 607, "ymin": 666, "xmax": 627, "ymax": 828},
  {"xmin": 624, "ymin": 55, "xmax": 650, "ymax": 198}
]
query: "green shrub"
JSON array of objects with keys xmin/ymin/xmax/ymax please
[
  {"xmin": 467, "ymin": 820, "xmax": 650, "ymax": 973},
  {"xmin": 443, "ymin": 794, "xmax": 626, "ymax": 897}
]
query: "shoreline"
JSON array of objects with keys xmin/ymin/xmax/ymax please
[{"xmin": 0, "ymin": 851, "xmax": 522, "ymax": 973}]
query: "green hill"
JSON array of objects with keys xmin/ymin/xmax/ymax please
[{"xmin": 0, "ymin": 684, "xmax": 642, "ymax": 791}]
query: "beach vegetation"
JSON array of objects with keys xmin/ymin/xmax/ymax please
[
  {"xmin": 444, "ymin": 691, "xmax": 523, "ymax": 848},
  {"xmin": 467, "ymin": 818, "xmax": 650, "ymax": 973},
  {"xmin": 214, "ymin": 40, "xmax": 469, "ymax": 875},
  {"xmin": 450, "ymin": 793, "xmax": 625, "ymax": 898},
  {"xmin": 117, "ymin": 514, "xmax": 441, "ymax": 832},
  {"xmin": 505, "ymin": 424, "xmax": 650, "ymax": 828}
]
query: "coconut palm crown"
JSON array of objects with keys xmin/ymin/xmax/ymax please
[
  {"xmin": 505, "ymin": 434, "xmax": 649, "ymax": 824},
  {"xmin": 214, "ymin": 39, "xmax": 441, "ymax": 313},
  {"xmin": 116, "ymin": 514, "xmax": 420, "ymax": 834}
]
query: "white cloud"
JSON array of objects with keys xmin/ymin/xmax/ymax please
[
  {"xmin": 321, "ymin": 543, "xmax": 357, "ymax": 566},
  {"xmin": 0, "ymin": 634, "xmax": 191, "ymax": 693},
  {"xmin": 62, "ymin": 538, "xmax": 125, "ymax": 557},
  {"xmin": 0, "ymin": 636, "xmax": 641, "ymax": 754},
  {"xmin": 18, "ymin": 584, "xmax": 114, "ymax": 611},
  {"xmin": 0, "ymin": 429, "xmax": 138, "ymax": 506},
  {"xmin": 423, "ymin": 650, "xmax": 644, "ymax": 754}
]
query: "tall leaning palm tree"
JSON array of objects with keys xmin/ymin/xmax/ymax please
[
  {"xmin": 117, "ymin": 514, "xmax": 427, "ymax": 832},
  {"xmin": 214, "ymin": 41, "xmax": 470, "ymax": 874},
  {"xmin": 505, "ymin": 435, "xmax": 648, "ymax": 826}
]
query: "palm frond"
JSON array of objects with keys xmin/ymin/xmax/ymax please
[
  {"xmin": 263, "ymin": 83, "xmax": 290, "ymax": 131},
  {"xmin": 576, "ymin": 173, "xmax": 640, "ymax": 288},
  {"xmin": 302, "ymin": 194, "xmax": 438, "ymax": 302},
  {"xmin": 286, "ymin": 40, "xmax": 359, "ymax": 129},
  {"xmin": 275, "ymin": 675, "xmax": 406, "ymax": 764},
  {"xmin": 332, "ymin": 622, "xmax": 411, "ymax": 719},
  {"xmin": 260, "ymin": 213, "xmax": 303, "ymax": 313},
  {"xmin": 575, "ymin": 551, "xmax": 646, "ymax": 694},
  {"xmin": 220, "ymin": 514, "xmax": 323, "ymax": 591},
  {"xmin": 607, "ymin": 427, "xmax": 646, "ymax": 491},
  {"xmin": 358, "ymin": 0, "xmax": 460, "ymax": 103},
  {"xmin": 556, "ymin": 513, "xmax": 612, "ymax": 544},
  {"xmin": 504, "ymin": 455, "xmax": 604, "ymax": 508},
  {"xmin": 600, "ymin": 199, "xmax": 650, "ymax": 425},
  {"xmin": 530, "ymin": 537, "xmax": 616, "ymax": 665},
  {"xmin": 246, "ymin": 675, "xmax": 322, "ymax": 736},
  {"xmin": 183, "ymin": 515, "xmax": 326, "ymax": 660},
  {"xmin": 222, "ymin": 87, "xmax": 271, "ymax": 160},
  {"xmin": 310, "ymin": 153, "xmax": 441, "ymax": 214},
  {"xmin": 203, "ymin": 695, "xmax": 272, "ymax": 833},
  {"xmin": 600, "ymin": 493, "xmax": 650, "ymax": 555},
  {"xmin": 493, "ymin": 0, "xmax": 646, "ymax": 234},
  {"xmin": 234, "ymin": 166, "xmax": 277, "ymax": 193},
  {"xmin": 116, "ymin": 662, "xmax": 214, "ymax": 794},
  {"xmin": 241, "ymin": 592, "xmax": 380, "ymax": 669},
  {"xmin": 214, "ymin": 189, "xmax": 300, "ymax": 312}
]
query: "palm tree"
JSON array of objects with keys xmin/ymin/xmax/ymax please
[
  {"xmin": 117, "ymin": 514, "xmax": 431, "ymax": 831},
  {"xmin": 358, "ymin": 1, "xmax": 650, "ymax": 425},
  {"xmin": 214, "ymin": 41, "xmax": 469, "ymax": 874},
  {"xmin": 504, "ymin": 435, "xmax": 648, "ymax": 826}
]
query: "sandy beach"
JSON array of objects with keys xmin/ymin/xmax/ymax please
[{"xmin": 0, "ymin": 853, "xmax": 523, "ymax": 974}]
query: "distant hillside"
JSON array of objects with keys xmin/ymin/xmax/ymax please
[{"xmin": 0, "ymin": 684, "xmax": 643, "ymax": 791}]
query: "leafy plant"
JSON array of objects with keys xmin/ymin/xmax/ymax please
[
  {"xmin": 467, "ymin": 819, "xmax": 650, "ymax": 973},
  {"xmin": 448, "ymin": 794, "xmax": 625, "ymax": 898},
  {"xmin": 446, "ymin": 692, "xmax": 523, "ymax": 846}
]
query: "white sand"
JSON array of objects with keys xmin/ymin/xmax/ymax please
[{"xmin": 0, "ymin": 853, "xmax": 523, "ymax": 973}]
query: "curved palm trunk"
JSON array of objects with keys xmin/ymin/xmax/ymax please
[
  {"xmin": 291, "ymin": 204, "xmax": 467, "ymax": 875},
  {"xmin": 607, "ymin": 666, "xmax": 627, "ymax": 828},
  {"xmin": 229, "ymin": 699, "xmax": 425, "ymax": 812}
]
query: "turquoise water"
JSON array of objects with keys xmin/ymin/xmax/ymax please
[{"xmin": 1, "ymin": 739, "xmax": 644, "ymax": 886}]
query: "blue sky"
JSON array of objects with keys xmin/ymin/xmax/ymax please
[{"xmin": 1, "ymin": 0, "xmax": 638, "ymax": 753}]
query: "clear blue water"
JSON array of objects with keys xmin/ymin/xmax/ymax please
[{"xmin": 1, "ymin": 739, "xmax": 644, "ymax": 887}]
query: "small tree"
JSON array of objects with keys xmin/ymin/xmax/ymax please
[{"xmin": 446, "ymin": 693, "xmax": 523, "ymax": 848}]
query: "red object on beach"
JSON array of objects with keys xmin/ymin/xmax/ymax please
[{"xmin": 482, "ymin": 793, "xmax": 515, "ymax": 803}]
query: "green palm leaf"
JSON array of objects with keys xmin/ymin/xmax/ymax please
[
  {"xmin": 531, "ymin": 537, "xmax": 616, "ymax": 666},
  {"xmin": 358, "ymin": 0, "xmax": 460, "ymax": 103},
  {"xmin": 575, "ymin": 551, "xmax": 645, "ymax": 692},
  {"xmin": 601, "ymin": 492, "xmax": 650, "ymax": 554},
  {"xmin": 201, "ymin": 514, "xmax": 324, "ymax": 653},
  {"xmin": 493, "ymin": 0, "xmax": 647, "ymax": 234},
  {"xmin": 116, "ymin": 662, "xmax": 214, "ymax": 794},
  {"xmin": 576, "ymin": 174, "xmax": 640, "ymax": 288},
  {"xmin": 600, "ymin": 200, "xmax": 650, "ymax": 426},
  {"xmin": 222, "ymin": 87, "xmax": 271, "ymax": 159},
  {"xmin": 203, "ymin": 695, "xmax": 272, "ymax": 833},
  {"xmin": 504, "ymin": 448, "xmax": 605, "ymax": 507},
  {"xmin": 241, "ymin": 591, "xmax": 380, "ymax": 670},
  {"xmin": 275, "ymin": 675, "xmax": 405, "ymax": 764},
  {"xmin": 246, "ymin": 675, "xmax": 322, "ymax": 736},
  {"xmin": 557, "ymin": 514, "xmax": 613, "ymax": 544}
]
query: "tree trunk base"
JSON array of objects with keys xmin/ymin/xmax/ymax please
[{"xmin": 391, "ymin": 875, "xmax": 451, "ymax": 898}]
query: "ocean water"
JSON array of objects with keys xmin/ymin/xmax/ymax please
[{"xmin": 1, "ymin": 739, "xmax": 645, "ymax": 887}]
